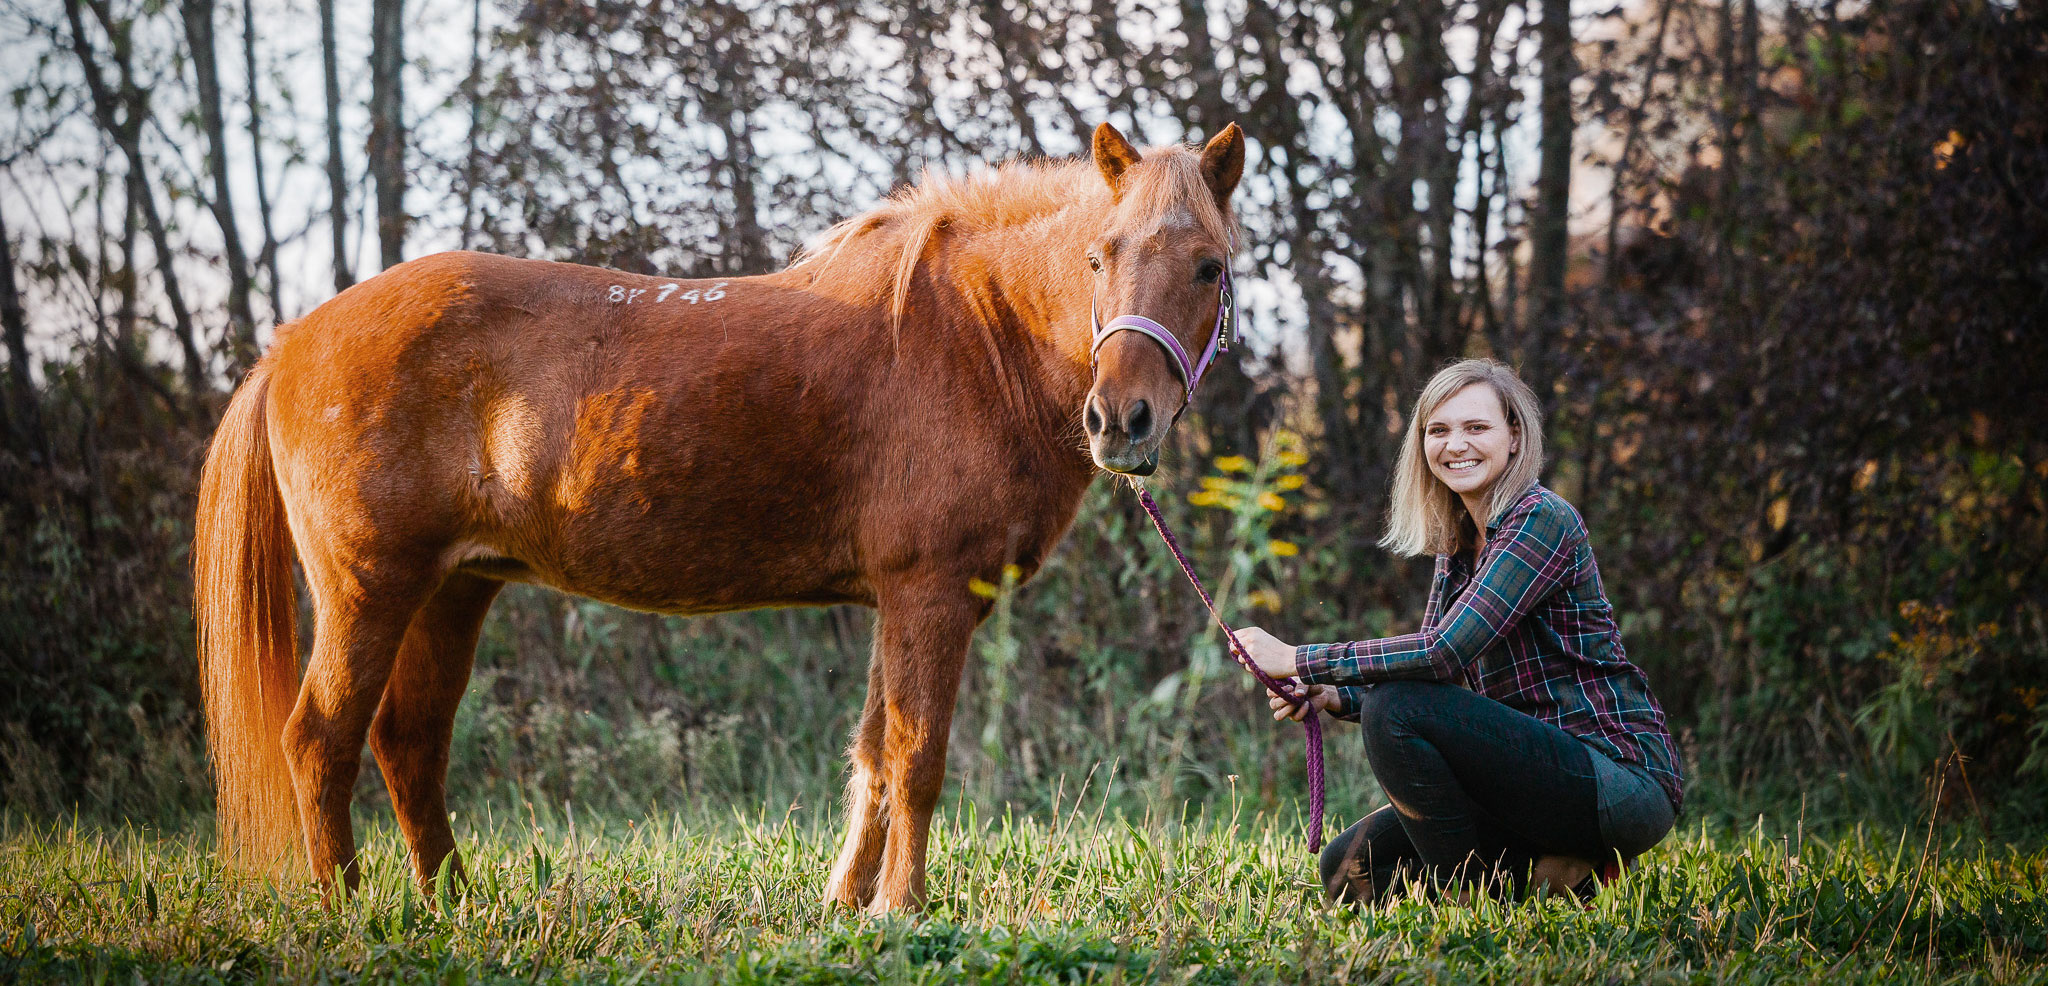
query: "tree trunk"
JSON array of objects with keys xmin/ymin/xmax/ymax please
[
  {"xmin": 243, "ymin": 0, "xmax": 283, "ymax": 328},
  {"xmin": 980, "ymin": 0, "xmax": 1047, "ymax": 157},
  {"xmin": 115, "ymin": 179, "xmax": 139, "ymax": 356},
  {"xmin": 69, "ymin": 0, "xmax": 208, "ymax": 408},
  {"xmin": 1459, "ymin": 4, "xmax": 1516, "ymax": 358},
  {"xmin": 0, "ymin": 207, "xmax": 45, "ymax": 463},
  {"xmin": 111, "ymin": 174, "xmax": 177, "ymax": 412},
  {"xmin": 1242, "ymin": 1, "xmax": 1364, "ymax": 515},
  {"xmin": 720, "ymin": 106, "xmax": 769, "ymax": 272},
  {"xmin": 1713, "ymin": 0, "xmax": 1742, "ymax": 292},
  {"xmin": 705, "ymin": 3, "xmax": 769, "ymax": 273},
  {"xmin": 1323, "ymin": 1, "xmax": 1393, "ymax": 507},
  {"xmin": 1175, "ymin": 0, "xmax": 1225, "ymax": 134},
  {"xmin": 1605, "ymin": 0, "xmax": 1674, "ymax": 285},
  {"xmin": 368, "ymin": 0, "xmax": 406, "ymax": 269},
  {"xmin": 1528, "ymin": 0, "xmax": 1576, "ymax": 406},
  {"xmin": 1450, "ymin": 0, "xmax": 1510, "ymax": 340},
  {"xmin": 321, "ymin": 0, "xmax": 353, "ymax": 289},
  {"xmin": 180, "ymin": 0, "xmax": 258, "ymax": 365},
  {"xmin": 460, "ymin": 0, "xmax": 483, "ymax": 250}
]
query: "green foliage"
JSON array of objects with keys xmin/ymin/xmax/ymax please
[{"xmin": 1853, "ymin": 602, "xmax": 2000, "ymax": 776}]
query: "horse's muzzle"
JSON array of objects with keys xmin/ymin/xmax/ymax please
[
  {"xmin": 1086, "ymin": 393, "xmax": 1164, "ymax": 474},
  {"xmin": 1090, "ymin": 439, "xmax": 1160, "ymax": 476}
]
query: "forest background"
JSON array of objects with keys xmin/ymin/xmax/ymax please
[{"xmin": 1, "ymin": 0, "xmax": 2044, "ymax": 839}]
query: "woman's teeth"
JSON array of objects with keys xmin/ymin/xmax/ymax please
[{"xmin": 1445, "ymin": 459, "xmax": 1480, "ymax": 472}]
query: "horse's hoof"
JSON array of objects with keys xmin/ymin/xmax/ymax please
[{"xmin": 862, "ymin": 893, "xmax": 925, "ymax": 918}]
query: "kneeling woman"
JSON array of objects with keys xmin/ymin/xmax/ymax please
[{"xmin": 1235, "ymin": 359, "xmax": 1682, "ymax": 903}]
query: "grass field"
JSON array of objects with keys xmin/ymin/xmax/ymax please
[{"xmin": 3, "ymin": 788, "xmax": 2045, "ymax": 986}]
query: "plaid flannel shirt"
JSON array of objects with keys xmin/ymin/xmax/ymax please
[{"xmin": 1294, "ymin": 484, "xmax": 1685, "ymax": 812}]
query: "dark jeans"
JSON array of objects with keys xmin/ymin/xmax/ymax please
[{"xmin": 1318, "ymin": 680, "xmax": 1673, "ymax": 903}]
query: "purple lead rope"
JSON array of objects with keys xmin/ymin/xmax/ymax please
[{"xmin": 1135, "ymin": 487, "xmax": 1325, "ymax": 852}]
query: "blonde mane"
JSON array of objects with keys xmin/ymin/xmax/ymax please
[{"xmin": 791, "ymin": 147, "xmax": 1235, "ymax": 346}]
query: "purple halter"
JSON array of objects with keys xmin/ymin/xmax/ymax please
[{"xmin": 1088, "ymin": 234, "xmax": 1239, "ymax": 419}]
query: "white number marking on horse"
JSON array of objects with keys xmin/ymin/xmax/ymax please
[{"xmin": 607, "ymin": 280, "xmax": 732, "ymax": 305}]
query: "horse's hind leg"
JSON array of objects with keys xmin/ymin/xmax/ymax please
[
  {"xmin": 283, "ymin": 559, "xmax": 438, "ymax": 892},
  {"xmin": 369, "ymin": 572, "xmax": 502, "ymax": 897},
  {"xmin": 825, "ymin": 636, "xmax": 891, "ymax": 909}
]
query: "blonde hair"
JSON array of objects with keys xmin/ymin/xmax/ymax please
[{"xmin": 1379, "ymin": 359, "xmax": 1547, "ymax": 557}]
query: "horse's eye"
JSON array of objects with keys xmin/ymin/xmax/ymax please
[
  {"xmin": 1197, "ymin": 259, "xmax": 1224, "ymax": 283},
  {"xmin": 1088, "ymin": 254, "xmax": 1103, "ymax": 273}
]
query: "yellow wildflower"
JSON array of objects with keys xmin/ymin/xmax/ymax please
[
  {"xmin": 1200, "ymin": 476, "xmax": 1232, "ymax": 491},
  {"xmin": 1274, "ymin": 474, "xmax": 1305, "ymax": 491},
  {"xmin": 1002, "ymin": 564, "xmax": 1022, "ymax": 583},
  {"xmin": 1258, "ymin": 491, "xmax": 1286, "ymax": 511},
  {"xmin": 968, "ymin": 578, "xmax": 1000, "ymax": 599},
  {"xmin": 1188, "ymin": 490, "xmax": 1226, "ymax": 507},
  {"xmin": 1277, "ymin": 450, "xmax": 1309, "ymax": 468},
  {"xmin": 1215, "ymin": 455, "xmax": 1252, "ymax": 473},
  {"xmin": 1247, "ymin": 588, "xmax": 1282, "ymax": 610},
  {"xmin": 1268, "ymin": 540, "xmax": 1300, "ymax": 557}
]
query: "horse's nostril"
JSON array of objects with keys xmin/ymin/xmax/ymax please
[
  {"xmin": 1084, "ymin": 397, "xmax": 1106, "ymax": 436},
  {"xmin": 1125, "ymin": 399, "xmax": 1153, "ymax": 443}
]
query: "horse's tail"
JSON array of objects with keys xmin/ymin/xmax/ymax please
[{"xmin": 194, "ymin": 358, "xmax": 304, "ymax": 877}]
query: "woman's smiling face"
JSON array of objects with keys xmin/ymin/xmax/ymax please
[{"xmin": 1424, "ymin": 382, "xmax": 1518, "ymax": 501}]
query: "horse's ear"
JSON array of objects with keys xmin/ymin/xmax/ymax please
[
  {"xmin": 1093, "ymin": 122, "xmax": 1142, "ymax": 197},
  {"xmin": 1199, "ymin": 123, "xmax": 1246, "ymax": 211}
]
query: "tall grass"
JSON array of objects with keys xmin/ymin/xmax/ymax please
[{"xmin": 2, "ymin": 799, "xmax": 2042, "ymax": 984}]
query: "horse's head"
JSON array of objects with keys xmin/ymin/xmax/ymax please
[{"xmin": 1082, "ymin": 122, "xmax": 1245, "ymax": 476}]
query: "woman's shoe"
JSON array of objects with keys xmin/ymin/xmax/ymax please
[
  {"xmin": 1577, "ymin": 859, "xmax": 1625, "ymax": 901},
  {"xmin": 1528, "ymin": 855, "xmax": 1595, "ymax": 900}
]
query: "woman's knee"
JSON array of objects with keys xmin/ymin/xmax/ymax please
[{"xmin": 1601, "ymin": 787, "xmax": 1676, "ymax": 860}]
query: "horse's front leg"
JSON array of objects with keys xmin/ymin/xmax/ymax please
[{"xmin": 865, "ymin": 584, "xmax": 980, "ymax": 914}]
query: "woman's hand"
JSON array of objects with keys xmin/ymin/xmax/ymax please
[
  {"xmin": 1232, "ymin": 626, "xmax": 1298, "ymax": 679},
  {"xmin": 1267, "ymin": 683, "xmax": 1340, "ymax": 722},
  {"xmin": 1235, "ymin": 628, "xmax": 1332, "ymax": 721}
]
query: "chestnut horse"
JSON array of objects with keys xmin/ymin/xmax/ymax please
[{"xmin": 195, "ymin": 121, "xmax": 1245, "ymax": 913}]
